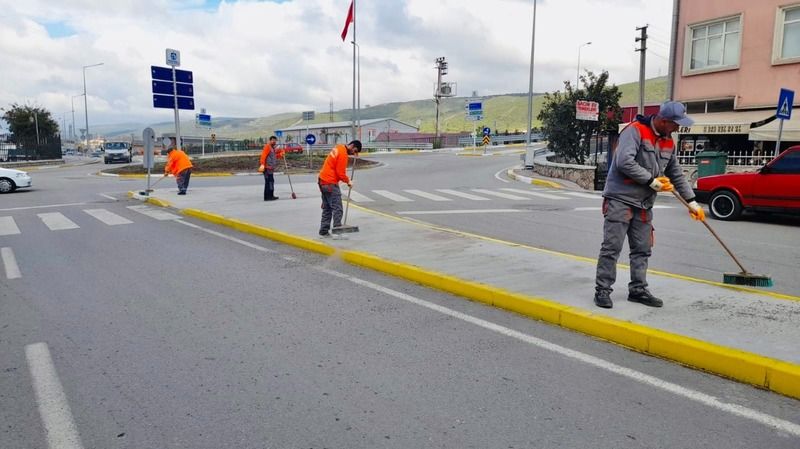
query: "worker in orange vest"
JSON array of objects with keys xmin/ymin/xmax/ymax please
[
  {"xmin": 259, "ymin": 135, "xmax": 285, "ymax": 201},
  {"xmin": 317, "ymin": 140, "xmax": 361, "ymax": 236},
  {"xmin": 164, "ymin": 143, "xmax": 193, "ymax": 195}
]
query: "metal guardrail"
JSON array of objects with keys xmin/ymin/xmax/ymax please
[
  {"xmin": 362, "ymin": 142, "xmax": 433, "ymax": 150},
  {"xmin": 676, "ymin": 150, "xmax": 775, "ymax": 168}
]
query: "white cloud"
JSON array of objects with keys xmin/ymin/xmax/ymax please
[{"xmin": 0, "ymin": 0, "xmax": 671, "ymax": 127}]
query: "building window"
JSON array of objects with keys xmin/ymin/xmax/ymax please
[
  {"xmin": 686, "ymin": 16, "xmax": 741, "ymax": 72},
  {"xmin": 774, "ymin": 5, "xmax": 800, "ymax": 64}
]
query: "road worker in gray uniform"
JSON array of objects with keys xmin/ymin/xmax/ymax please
[{"xmin": 594, "ymin": 101, "xmax": 705, "ymax": 309}]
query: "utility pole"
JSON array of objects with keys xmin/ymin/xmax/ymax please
[
  {"xmin": 525, "ymin": 0, "xmax": 537, "ymax": 148},
  {"xmin": 434, "ymin": 57, "xmax": 448, "ymax": 146},
  {"xmin": 635, "ymin": 25, "xmax": 648, "ymax": 115}
]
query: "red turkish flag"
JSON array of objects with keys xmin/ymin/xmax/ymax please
[{"xmin": 341, "ymin": 0, "xmax": 354, "ymax": 41}]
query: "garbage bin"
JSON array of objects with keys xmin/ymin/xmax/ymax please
[{"xmin": 696, "ymin": 151, "xmax": 727, "ymax": 178}]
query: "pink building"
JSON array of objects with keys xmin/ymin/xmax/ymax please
[{"xmin": 671, "ymin": 0, "xmax": 800, "ymax": 155}]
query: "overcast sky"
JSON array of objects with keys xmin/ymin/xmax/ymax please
[{"xmin": 0, "ymin": 0, "xmax": 673, "ymax": 128}]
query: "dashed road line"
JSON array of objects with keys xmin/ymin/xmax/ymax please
[
  {"xmin": 2, "ymin": 247, "xmax": 21, "ymax": 279},
  {"xmin": 403, "ymin": 189, "xmax": 452, "ymax": 201},
  {"xmin": 37, "ymin": 213, "xmax": 79, "ymax": 231},
  {"xmin": 84, "ymin": 209, "xmax": 133, "ymax": 226},
  {"xmin": 0, "ymin": 216, "xmax": 21, "ymax": 236},
  {"xmin": 435, "ymin": 189, "xmax": 491, "ymax": 201}
]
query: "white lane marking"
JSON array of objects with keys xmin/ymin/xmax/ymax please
[
  {"xmin": 399, "ymin": 209, "xmax": 524, "ymax": 215},
  {"xmin": 574, "ymin": 205, "xmax": 675, "ymax": 211},
  {"xmin": 83, "ymin": 209, "xmax": 133, "ymax": 226},
  {"xmin": 126, "ymin": 205, "xmax": 181, "ymax": 220},
  {"xmin": 372, "ymin": 190, "xmax": 414, "ymax": 202},
  {"xmin": 501, "ymin": 188, "xmax": 567, "ymax": 200},
  {"xmin": 470, "ymin": 189, "xmax": 528, "ymax": 200},
  {"xmin": 435, "ymin": 189, "xmax": 491, "ymax": 201},
  {"xmin": 494, "ymin": 167, "xmax": 511, "ymax": 183},
  {"xmin": 2, "ymin": 247, "xmax": 22, "ymax": 279},
  {"xmin": 0, "ymin": 202, "xmax": 87, "ymax": 212},
  {"xmin": 170, "ymin": 218, "xmax": 800, "ymax": 436},
  {"xmin": 348, "ymin": 190, "xmax": 375, "ymax": 203},
  {"xmin": 175, "ymin": 220, "xmax": 277, "ymax": 253},
  {"xmin": 403, "ymin": 189, "xmax": 452, "ymax": 202},
  {"xmin": 0, "ymin": 216, "xmax": 21, "ymax": 236},
  {"xmin": 314, "ymin": 267, "xmax": 800, "ymax": 438},
  {"xmin": 561, "ymin": 191, "xmax": 603, "ymax": 200},
  {"xmin": 38, "ymin": 213, "xmax": 79, "ymax": 231},
  {"xmin": 25, "ymin": 343, "xmax": 86, "ymax": 449},
  {"xmin": 98, "ymin": 194, "xmax": 117, "ymax": 201}
]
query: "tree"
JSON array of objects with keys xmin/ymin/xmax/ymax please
[
  {"xmin": 1, "ymin": 103, "xmax": 59, "ymax": 144},
  {"xmin": 537, "ymin": 71, "xmax": 622, "ymax": 165}
]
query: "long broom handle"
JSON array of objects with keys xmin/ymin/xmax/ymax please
[
  {"xmin": 670, "ymin": 190, "xmax": 750, "ymax": 274},
  {"xmin": 282, "ymin": 156, "xmax": 294, "ymax": 192},
  {"xmin": 343, "ymin": 154, "xmax": 358, "ymax": 225}
]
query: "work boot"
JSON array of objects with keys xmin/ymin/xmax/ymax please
[
  {"xmin": 594, "ymin": 290, "xmax": 613, "ymax": 309},
  {"xmin": 628, "ymin": 289, "xmax": 663, "ymax": 307}
]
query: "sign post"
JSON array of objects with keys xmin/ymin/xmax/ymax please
[
  {"xmin": 303, "ymin": 111, "xmax": 315, "ymax": 168},
  {"xmin": 152, "ymin": 48, "xmax": 194, "ymax": 154},
  {"xmin": 143, "ymin": 127, "xmax": 155, "ymax": 194},
  {"xmin": 775, "ymin": 88, "xmax": 794, "ymax": 157}
]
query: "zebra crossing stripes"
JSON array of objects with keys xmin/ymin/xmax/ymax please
[
  {"xmin": 0, "ymin": 216, "xmax": 21, "ymax": 236},
  {"xmin": 435, "ymin": 189, "xmax": 491, "ymax": 201},
  {"xmin": 37, "ymin": 213, "xmax": 79, "ymax": 231},
  {"xmin": 348, "ymin": 190, "xmax": 375, "ymax": 203},
  {"xmin": 561, "ymin": 191, "xmax": 602, "ymax": 200},
  {"xmin": 403, "ymin": 189, "xmax": 452, "ymax": 201},
  {"xmin": 126, "ymin": 205, "xmax": 182, "ymax": 220},
  {"xmin": 372, "ymin": 190, "xmax": 414, "ymax": 202},
  {"xmin": 470, "ymin": 189, "xmax": 529, "ymax": 200},
  {"xmin": 83, "ymin": 209, "xmax": 133, "ymax": 226},
  {"xmin": 500, "ymin": 188, "xmax": 566, "ymax": 200}
]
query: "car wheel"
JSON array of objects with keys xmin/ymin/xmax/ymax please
[
  {"xmin": 709, "ymin": 190, "xmax": 742, "ymax": 221},
  {"xmin": 0, "ymin": 178, "xmax": 15, "ymax": 193}
]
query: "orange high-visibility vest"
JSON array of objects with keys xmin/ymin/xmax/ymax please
[
  {"xmin": 318, "ymin": 144, "xmax": 350, "ymax": 185},
  {"xmin": 164, "ymin": 149, "xmax": 193, "ymax": 175}
]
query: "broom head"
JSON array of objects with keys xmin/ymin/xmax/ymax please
[{"xmin": 723, "ymin": 272, "xmax": 773, "ymax": 287}]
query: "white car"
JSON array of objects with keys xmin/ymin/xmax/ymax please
[{"xmin": 0, "ymin": 167, "xmax": 32, "ymax": 193}]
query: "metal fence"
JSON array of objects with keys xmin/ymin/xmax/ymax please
[
  {"xmin": 0, "ymin": 134, "xmax": 62, "ymax": 162},
  {"xmin": 676, "ymin": 149, "xmax": 775, "ymax": 168}
]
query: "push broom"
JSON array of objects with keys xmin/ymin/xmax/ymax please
[
  {"xmin": 282, "ymin": 156, "xmax": 297, "ymax": 199},
  {"xmin": 672, "ymin": 190, "xmax": 773, "ymax": 287},
  {"xmin": 334, "ymin": 151, "xmax": 359, "ymax": 234}
]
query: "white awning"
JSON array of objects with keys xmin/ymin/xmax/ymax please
[
  {"xmin": 676, "ymin": 110, "xmax": 774, "ymax": 135},
  {"xmin": 748, "ymin": 113, "xmax": 800, "ymax": 142}
]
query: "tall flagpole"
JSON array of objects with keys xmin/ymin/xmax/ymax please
[{"xmin": 351, "ymin": 0, "xmax": 357, "ymax": 141}]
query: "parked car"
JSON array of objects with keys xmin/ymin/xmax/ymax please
[
  {"xmin": 693, "ymin": 145, "xmax": 800, "ymax": 220},
  {"xmin": 282, "ymin": 142, "xmax": 304, "ymax": 154},
  {"xmin": 103, "ymin": 141, "xmax": 132, "ymax": 164},
  {"xmin": 90, "ymin": 150, "xmax": 103, "ymax": 158},
  {"xmin": 0, "ymin": 167, "xmax": 32, "ymax": 193}
]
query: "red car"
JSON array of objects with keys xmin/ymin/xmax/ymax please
[
  {"xmin": 694, "ymin": 146, "xmax": 800, "ymax": 220},
  {"xmin": 282, "ymin": 143, "xmax": 303, "ymax": 154}
]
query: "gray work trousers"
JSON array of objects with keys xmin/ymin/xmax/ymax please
[
  {"xmin": 319, "ymin": 181, "xmax": 343, "ymax": 233},
  {"xmin": 176, "ymin": 168, "xmax": 191, "ymax": 193},
  {"xmin": 595, "ymin": 198, "xmax": 654, "ymax": 294}
]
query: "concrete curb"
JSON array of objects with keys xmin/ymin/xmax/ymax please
[
  {"xmin": 107, "ymin": 172, "xmax": 236, "ymax": 178},
  {"xmin": 136, "ymin": 195, "xmax": 800, "ymax": 400},
  {"xmin": 506, "ymin": 169, "xmax": 563, "ymax": 189}
]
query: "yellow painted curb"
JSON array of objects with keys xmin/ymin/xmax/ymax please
[
  {"xmin": 143, "ymin": 199, "xmax": 800, "ymax": 400},
  {"xmin": 146, "ymin": 197, "xmax": 172, "ymax": 208},
  {"xmin": 531, "ymin": 179, "xmax": 562, "ymax": 189},
  {"xmin": 115, "ymin": 172, "xmax": 234, "ymax": 178}
]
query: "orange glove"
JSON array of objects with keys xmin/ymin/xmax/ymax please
[
  {"xmin": 688, "ymin": 201, "xmax": 705, "ymax": 221},
  {"xmin": 258, "ymin": 164, "xmax": 265, "ymax": 173},
  {"xmin": 649, "ymin": 176, "xmax": 673, "ymax": 192}
]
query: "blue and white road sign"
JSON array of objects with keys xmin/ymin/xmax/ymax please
[
  {"xmin": 275, "ymin": 130, "xmax": 283, "ymax": 138},
  {"xmin": 153, "ymin": 95, "xmax": 194, "ymax": 110},
  {"xmin": 152, "ymin": 80, "xmax": 194, "ymax": 97},
  {"xmin": 777, "ymin": 88, "xmax": 794, "ymax": 120},
  {"xmin": 305, "ymin": 134, "xmax": 316, "ymax": 145},
  {"xmin": 483, "ymin": 127, "xmax": 491, "ymax": 136},
  {"xmin": 196, "ymin": 113, "xmax": 211, "ymax": 127},
  {"xmin": 151, "ymin": 66, "xmax": 193, "ymax": 83}
]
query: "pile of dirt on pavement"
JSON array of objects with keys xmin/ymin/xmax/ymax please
[{"xmin": 104, "ymin": 153, "xmax": 377, "ymax": 175}]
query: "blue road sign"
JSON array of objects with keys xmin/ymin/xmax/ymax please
[
  {"xmin": 153, "ymin": 95, "xmax": 195, "ymax": 110},
  {"xmin": 275, "ymin": 130, "xmax": 283, "ymax": 137},
  {"xmin": 305, "ymin": 134, "xmax": 316, "ymax": 145},
  {"xmin": 468, "ymin": 102, "xmax": 482, "ymax": 111},
  {"xmin": 151, "ymin": 66, "xmax": 193, "ymax": 83},
  {"xmin": 152, "ymin": 80, "xmax": 194, "ymax": 97},
  {"xmin": 483, "ymin": 127, "xmax": 491, "ymax": 136},
  {"xmin": 777, "ymin": 88, "xmax": 794, "ymax": 120}
]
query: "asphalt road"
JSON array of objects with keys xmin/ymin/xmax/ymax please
[{"xmin": 1, "ymin": 160, "xmax": 798, "ymax": 448}]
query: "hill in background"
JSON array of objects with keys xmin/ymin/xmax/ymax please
[{"xmin": 102, "ymin": 77, "xmax": 666, "ymax": 140}]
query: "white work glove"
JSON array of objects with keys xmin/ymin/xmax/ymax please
[{"xmin": 649, "ymin": 176, "xmax": 674, "ymax": 192}]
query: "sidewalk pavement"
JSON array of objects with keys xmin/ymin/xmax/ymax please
[{"xmin": 133, "ymin": 181, "xmax": 800, "ymax": 400}]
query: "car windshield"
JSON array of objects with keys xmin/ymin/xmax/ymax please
[{"xmin": 104, "ymin": 142, "xmax": 128, "ymax": 150}]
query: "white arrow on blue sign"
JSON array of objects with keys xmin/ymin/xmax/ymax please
[{"xmin": 305, "ymin": 134, "xmax": 316, "ymax": 145}]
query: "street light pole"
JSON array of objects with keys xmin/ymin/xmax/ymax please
[
  {"xmin": 576, "ymin": 41, "xmax": 591, "ymax": 89},
  {"xmin": 525, "ymin": 0, "xmax": 538, "ymax": 148},
  {"xmin": 82, "ymin": 62, "xmax": 103, "ymax": 150}
]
